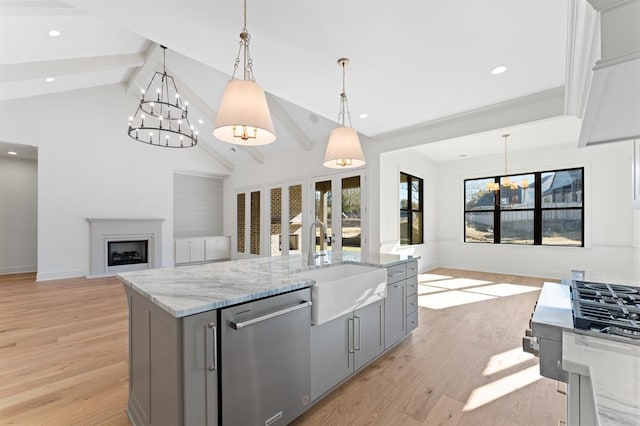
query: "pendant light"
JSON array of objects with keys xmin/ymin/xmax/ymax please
[
  {"xmin": 487, "ymin": 134, "xmax": 529, "ymax": 191},
  {"xmin": 127, "ymin": 46, "xmax": 198, "ymax": 148},
  {"xmin": 213, "ymin": 0, "xmax": 275, "ymax": 146},
  {"xmin": 323, "ymin": 58, "xmax": 366, "ymax": 169}
]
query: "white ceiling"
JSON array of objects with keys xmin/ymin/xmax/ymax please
[
  {"xmin": 0, "ymin": 0, "xmax": 572, "ymax": 166},
  {"xmin": 410, "ymin": 116, "xmax": 582, "ymax": 162}
]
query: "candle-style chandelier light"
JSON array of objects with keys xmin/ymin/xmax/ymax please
[{"xmin": 127, "ymin": 46, "xmax": 198, "ymax": 148}]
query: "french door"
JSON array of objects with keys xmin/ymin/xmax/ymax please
[{"xmin": 310, "ymin": 171, "xmax": 366, "ymax": 255}]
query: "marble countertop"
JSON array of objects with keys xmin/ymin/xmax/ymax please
[
  {"xmin": 563, "ymin": 331, "xmax": 640, "ymax": 426},
  {"xmin": 118, "ymin": 252, "xmax": 419, "ymax": 318}
]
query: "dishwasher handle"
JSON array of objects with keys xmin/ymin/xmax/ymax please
[{"xmin": 230, "ymin": 301, "xmax": 312, "ymax": 330}]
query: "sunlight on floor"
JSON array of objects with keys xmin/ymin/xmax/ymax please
[
  {"xmin": 468, "ymin": 283, "xmax": 540, "ymax": 298},
  {"xmin": 463, "ymin": 365, "xmax": 542, "ymax": 411},
  {"xmin": 416, "ymin": 274, "xmax": 541, "ymax": 310},
  {"xmin": 418, "ymin": 290, "xmax": 496, "ymax": 309},
  {"xmin": 482, "ymin": 347, "xmax": 535, "ymax": 376}
]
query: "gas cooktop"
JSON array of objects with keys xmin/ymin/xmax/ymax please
[{"xmin": 570, "ymin": 280, "xmax": 640, "ymax": 341}]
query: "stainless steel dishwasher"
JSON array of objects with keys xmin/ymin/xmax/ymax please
[{"xmin": 220, "ymin": 288, "xmax": 311, "ymax": 426}]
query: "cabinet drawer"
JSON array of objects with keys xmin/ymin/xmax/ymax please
[
  {"xmin": 406, "ymin": 293, "xmax": 417, "ymax": 316},
  {"xmin": 406, "ymin": 261, "xmax": 418, "ymax": 278},
  {"xmin": 387, "ymin": 264, "xmax": 406, "ymax": 284},
  {"xmin": 407, "ymin": 311, "xmax": 418, "ymax": 333},
  {"xmin": 406, "ymin": 275, "xmax": 417, "ymax": 296}
]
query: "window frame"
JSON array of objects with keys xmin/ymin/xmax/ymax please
[
  {"xmin": 400, "ymin": 172, "xmax": 424, "ymax": 246},
  {"xmin": 463, "ymin": 167, "xmax": 584, "ymax": 247}
]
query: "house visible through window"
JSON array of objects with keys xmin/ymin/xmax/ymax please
[
  {"xmin": 400, "ymin": 172, "xmax": 423, "ymax": 245},
  {"xmin": 464, "ymin": 167, "xmax": 583, "ymax": 246}
]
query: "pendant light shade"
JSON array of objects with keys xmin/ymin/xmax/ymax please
[
  {"xmin": 323, "ymin": 127, "xmax": 365, "ymax": 168},
  {"xmin": 213, "ymin": 0, "xmax": 276, "ymax": 145},
  {"xmin": 213, "ymin": 80, "xmax": 275, "ymax": 145},
  {"xmin": 323, "ymin": 58, "xmax": 366, "ymax": 169}
]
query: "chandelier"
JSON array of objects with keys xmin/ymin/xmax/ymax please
[
  {"xmin": 323, "ymin": 58, "xmax": 366, "ymax": 169},
  {"xmin": 487, "ymin": 134, "xmax": 528, "ymax": 191},
  {"xmin": 213, "ymin": 0, "xmax": 275, "ymax": 145},
  {"xmin": 127, "ymin": 46, "xmax": 198, "ymax": 148}
]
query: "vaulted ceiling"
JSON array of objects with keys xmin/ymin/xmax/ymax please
[{"xmin": 0, "ymin": 0, "xmax": 572, "ymax": 166}]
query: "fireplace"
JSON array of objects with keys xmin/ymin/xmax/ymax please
[
  {"xmin": 108, "ymin": 240, "xmax": 148, "ymax": 267},
  {"xmin": 87, "ymin": 218, "xmax": 164, "ymax": 277}
]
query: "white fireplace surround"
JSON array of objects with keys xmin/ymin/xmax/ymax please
[{"xmin": 87, "ymin": 218, "xmax": 164, "ymax": 278}]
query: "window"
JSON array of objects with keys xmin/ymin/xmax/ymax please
[
  {"xmin": 464, "ymin": 168, "xmax": 583, "ymax": 246},
  {"xmin": 400, "ymin": 172, "xmax": 423, "ymax": 245}
]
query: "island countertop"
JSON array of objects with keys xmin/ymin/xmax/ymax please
[{"xmin": 117, "ymin": 252, "xmax": 419, "ymax": 318}]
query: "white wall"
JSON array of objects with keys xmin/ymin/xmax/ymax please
[
  {"xmin": 173, "ymin": 173, "xmax": 224, "ymax": 238},
  {"xmin": 0, "ymin": 85, "xmax": 229, "ymax": 280},
  {"xmin": 0, "ymin": 156, "xmax": 37, "ymax": 274},
  {"xmin": 378, "ymin": 150, "xmax": 438, "ymax": 272},
  {"xmin": 436, "ymin": 141, "xmax": 635, "ymax": 279}
]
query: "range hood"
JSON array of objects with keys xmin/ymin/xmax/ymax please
[{"xmin": 578, "ymin": 0, "xmax": 640, "ymax": 147}]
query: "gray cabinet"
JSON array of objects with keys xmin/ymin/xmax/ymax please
[
  {"xmin": 384, "ymin": 278, "xmax": 406, "ymax": 349},
  {"xmin": 182, "ymin": 310, "xmax": 218, "ymax": 426},
  {"xmin": 310, "ymin": 299, "xmax": 385, "ymax": 401},
  {"xmin": 384, "ymin": 261, "xmax": 419, "ymax": 349},
  {"xmin": 124, "ymin": 287, "xmax": 218, "ymax": 426}
]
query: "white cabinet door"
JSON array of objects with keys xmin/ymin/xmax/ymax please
[
  {"xmin": 175, "ymin": 240, "xmax": 191, "ymax": 264},
  {"xmin": 190, "ymin": 239, "xmax": 205, "ymax": 262},
  {"xmin": 205, "ymin": 237, "xmax": 230, "ymax": 261}
]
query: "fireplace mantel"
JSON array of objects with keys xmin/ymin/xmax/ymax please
[{"xmin": 87, "ymin": 218, "xmax": 164, "ymax": 278}]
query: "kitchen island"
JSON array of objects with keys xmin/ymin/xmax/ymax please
[{"xmin": 118, "ymin": 252, "xmax": 419, "ymax": 426}]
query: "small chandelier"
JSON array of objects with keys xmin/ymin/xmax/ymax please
[
  {"xmin": 487, "ymin": 134, "xmax": 528, "ymax": 191},
  {"xmin": 127, "ymin": 46, "xmax": 198, "ymax": 148},
  {"xmin": 213, "ymin": 0, "xmax": 275, "ymax": 146},
  {"xmin": 323, "ymin": 58, "xmax": 366, "ymax": 169}
]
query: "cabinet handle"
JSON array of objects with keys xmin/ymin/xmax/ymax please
[
  {"xmin": 206, "ymin": 322, "xmax": 217, "ymax": 371},
  {"xmin": 354, "ymin": 315, "xmax": 361, "ymax": 351},
  {"xmin": 379, "ymin": 304, "xmax": 383, "ymax": 346},
  {"xmin": 389, "ymin": 271, "xmax": 404, "ymax": 278},
  {"xmin": 347, "ymin": 318, "xmax": 354, "ymax": 358},
  {"xmin": 392, "ymin": 284, "xmax": 401, "ymax": 288},
  {"xmin": 230, "ymin": 301, "xmax": 312, "ymax": 330}
]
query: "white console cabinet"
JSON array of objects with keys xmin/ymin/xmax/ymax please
[{"xmin": 175, "ymin": 236, "xmax": 231, "ymax": 265}]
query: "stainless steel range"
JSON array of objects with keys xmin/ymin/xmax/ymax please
[
  {"xmin": 524, "ymin": 278, "xmax": 640, "ymax": 426},
  {"xmin": 570, "ymin": 280, "xmax": 640, "ymax": 342}
]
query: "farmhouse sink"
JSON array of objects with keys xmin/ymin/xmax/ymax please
[{"xmin": 298, "ymin": 263, "xmax": 387, "ymax": 325}]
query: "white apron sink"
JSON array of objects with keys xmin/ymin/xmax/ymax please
[{"xmin": 298, "ymin": 264, "xmax": 387, "ymax": 325}]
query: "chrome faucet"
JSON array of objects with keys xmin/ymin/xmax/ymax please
[{"xmin": 308, "ymin": 221, "xmax": 330, "ymax": 265}]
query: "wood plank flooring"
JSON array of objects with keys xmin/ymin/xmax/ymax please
[{"xmin": 0, "ymin": 268, "xmax": 565, "ymax": 425}]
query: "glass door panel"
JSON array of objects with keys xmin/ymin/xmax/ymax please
[
  {"xmin": 236, "ymin": 193, "xmax": 245, "ymax": 254},
  {"xmin": 250, "ymin": 191, "xmax": 260, "ymax": 255},
  {"xmin": 314, "ymin": 180, "xmax": 332, "ymax": 251},
  {"xmin": 270, "ymin": 188, "xmax": 282, "ymax": 256},
  {"xmin": 341, "ymin": 176, "xmax": 361, "ymax": 252},
  {"xmin": 288, "ymin": 184, "xmax": 302, "ymax": 255}
]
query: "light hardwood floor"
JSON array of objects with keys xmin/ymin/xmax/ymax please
[{"xmin": 0, "ymin": 269, "xmax": 565, "ymax": 425}]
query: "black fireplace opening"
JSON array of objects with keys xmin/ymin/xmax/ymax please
[{"xmin": 108, "ymin": 240, "xmax": 148, "ymax": 267}]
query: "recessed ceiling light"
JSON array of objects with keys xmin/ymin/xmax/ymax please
[
  {"xmin": 7, "ymin": 151, "xmax": 17, "ymax": 155},
  {"xmin": 49, "ymin": 30, "xmax": 61, "ymax": 37},
  {"xmin": 359, "ymin": 113, "xmax": 369, "ymax": 119},
  {"xmin": 45, "ymin": 77, "xmax": 55, "ymax": 82},
  {"xmin": 308, "ymin": 114, "xmax": 319, "ymax": 123},
  {"xmin": 198, "ymin": 119, "xmax": 204, "ymax": 125},
  {"xmin": 492, "ymin": 66, "xmax": 507, "ymax": 75},
  {"xmin": 459, "ymin": 154, "xmax": 468, "ymax": 158}
]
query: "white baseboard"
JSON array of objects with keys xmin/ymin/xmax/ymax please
[
  {"xmin": 0, "ymin": 265, "xmax": 37, "ymax": 275},
  {"xmin": 36, "ymin": 269, "xmax": 86, "ymax": 282}
]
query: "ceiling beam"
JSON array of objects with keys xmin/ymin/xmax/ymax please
[
  {"xmin": 265, "ymin": 93, "xmax": 313, "ymax": 151},
  {"xmin": 0, "ymin": 53, "xmax": 144, "ymax": 83},
  {"xmin": 0, "ymin": 0, "xmax": 85, "ymax": 15},
  {"xmin": 125, "ymin": 44, "xmax": 162, "ymax": 94},
  {"xmin": 238, "ymin": 146, "xmax": 264, "ymax": 164},
  {"xmin": 196, "ymin": 143, "xmax": 235, "ymax": 173}
]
